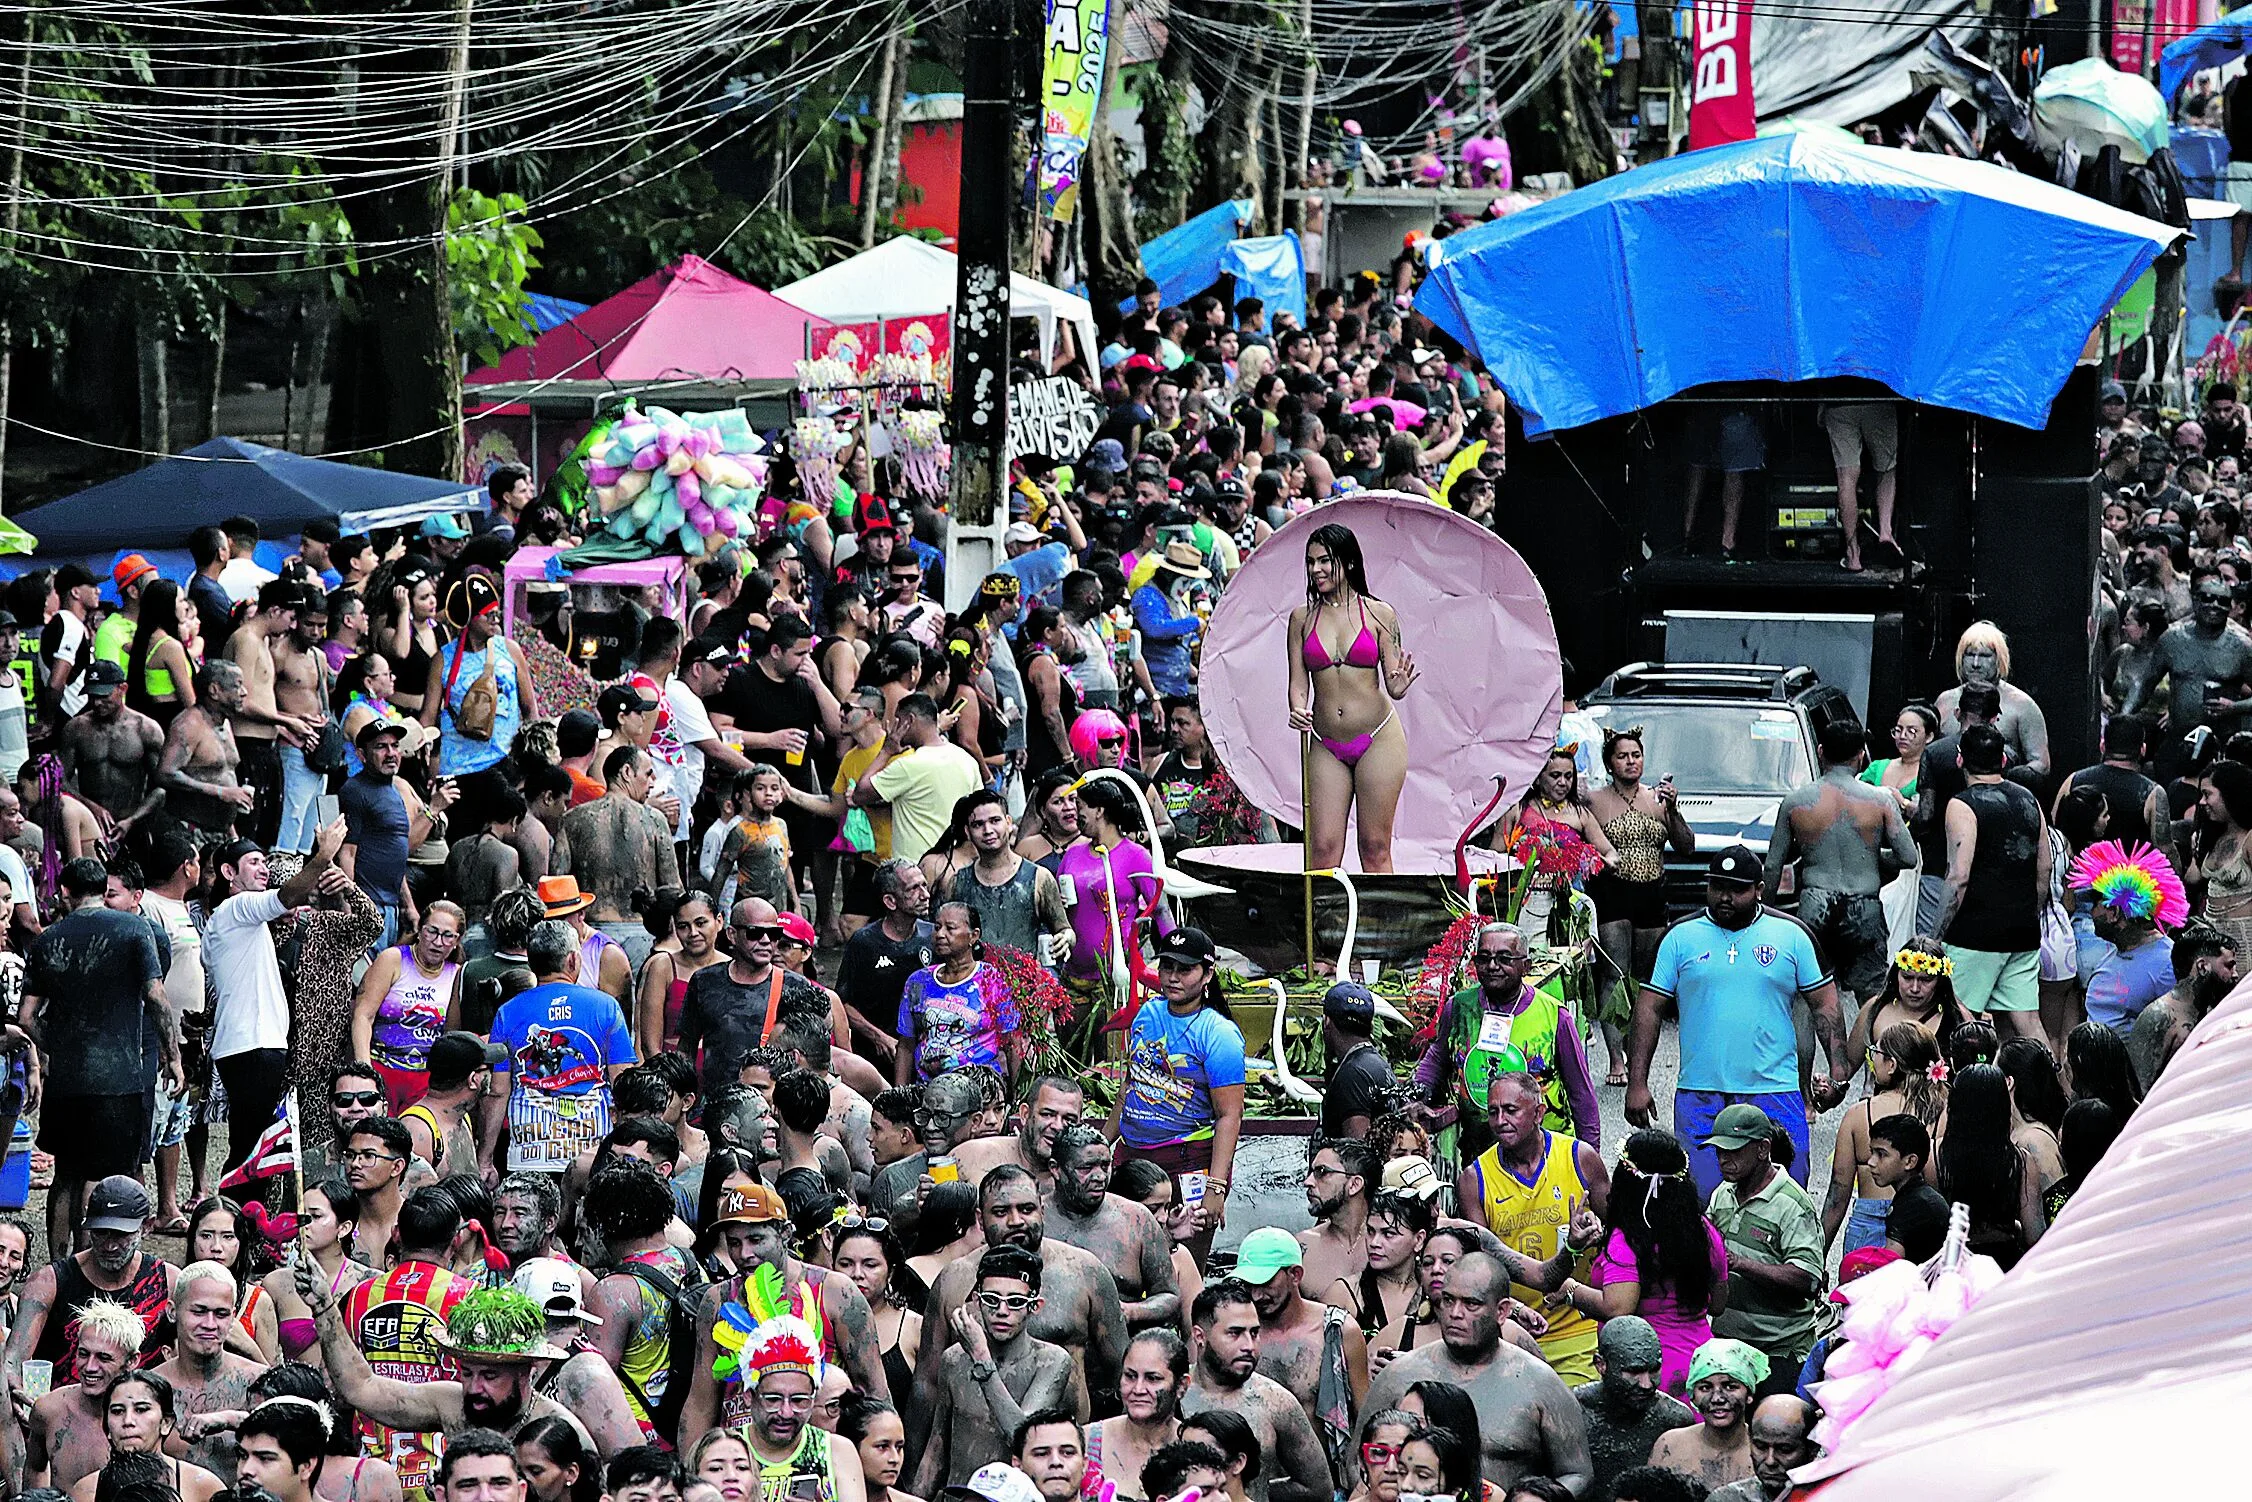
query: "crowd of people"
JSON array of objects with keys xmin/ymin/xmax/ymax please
[{"xmin": 0, "ymin": 264, "xmax": 2216, "ymax": 1502}]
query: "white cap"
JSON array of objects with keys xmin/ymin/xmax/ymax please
[
  {"xmin": 513, "ymin": 1256, "xmax": 603, "ymax": 1325},
  {"xmin": 946, "ymin": 1465, "xmax": 1044, "ymax": 1502},
  {"xmin": 1003, "ymin": 522, "xmax": 1043, "ymax": 546}
]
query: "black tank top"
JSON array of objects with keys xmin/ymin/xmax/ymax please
[
  {"xmin": 1949, "ymin": 780, "xmax": 2043, "ymax": 952},
  {"xmin": 36, "ymin": 1253, "xmax": 172, "ymax": 1379},
  {"xmin": 1353, "ymin": 1265, "xmax": 1388, "ymax": 1336},
  {"xmin": 2069, "ymin": 763, "xmax": 2160, "ymax": 847},
  {"xmin": 1022, "ymin": 647, "xmax": 1080, "ymax": 778}
]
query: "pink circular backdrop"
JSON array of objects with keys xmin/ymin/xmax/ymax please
[{"xmin": 1200, "ymin": 493, "xmax": 1563, "ymax": 871}]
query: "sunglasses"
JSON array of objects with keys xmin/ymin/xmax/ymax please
[
  {"xmin": 332, "ymin": 1091, "xmax": 383, "ymax": 1108},
  {"xmin": 839, "ymin": 1215, "xmax": 891, "ymax": 1234},
  {"xmin": 737, "ymin": 924, "xmax": 785, "ymax": 942},
  {"xmin": 976, "ymin": 1291, "xmax": 1037, "ymax": 1312}
]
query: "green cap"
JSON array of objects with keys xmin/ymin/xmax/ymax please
[
  {"xmin": 1233, "ymin": 1227, "xmax": 1304, "ymax": 1285},
  {"xmin": 1703, "ymin": 1103, "xmax": 1775, "ymax": 1150}
]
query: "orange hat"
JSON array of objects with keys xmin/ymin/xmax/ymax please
[
  {"xmin": 112, "ymin": 554, "xmax": 158, "ymax": 592},
  {"xmin": 536, "ymin": 875, "xmax": 595, "ymax": 918},
  {"xmin": 714, "ymin": 1179, "xmax": 789, "ymax": 1227}
]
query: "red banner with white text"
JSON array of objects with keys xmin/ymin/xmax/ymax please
[{"xmin": 1689, "ymin": 0, "xmax": 1757, "ymax": 150}]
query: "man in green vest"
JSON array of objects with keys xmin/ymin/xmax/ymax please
[{"xmin": 1414, "ymin": 921, "xmax": 1602, "ymax": 1160}]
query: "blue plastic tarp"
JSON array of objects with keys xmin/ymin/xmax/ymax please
[
  {"xmin": 12, "ymin": 436, "xmax": 483, "ymax": 557},
  {"xmin": 526, "ymin": 292, "xmax": 590, "ymax": 332},
  {"xmin": 2162, "ymin": 5, "xmax": 2252, "ymax": 102},
  {"xmin": 1129, "ymin": 199, "xmax": 1252, "ymax": 311},
  {"xmin": 1417, "ymin": 135, "xmax": 2181, "ymax": 435},
  {"xmin": 1218, "ymin": 231, "xmax": 1307, "ymax": 328}
]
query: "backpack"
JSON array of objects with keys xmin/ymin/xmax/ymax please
[{"xmin": 615, "ymin": 1253, "xmax": 711, "ymax": 1442}]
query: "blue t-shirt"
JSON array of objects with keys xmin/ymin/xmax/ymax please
[
  {"xmin": 1118, "ymin": 1000, "xmax": 1247, "ymax": 1148},
  {"xmin": 491, "ymin": 981, "xmax": 638, "ymax": 1172},
  {"xmin": 339, "ymin": 772, "xmax": 411, "ymax": 905},
  {"xmin": 1648, "ymin": 911, "xmax": 1830, "ymax": 1095},
  {"xmin": 897, "ymin": 963, "xmax": 1018, "ymax": 1079},
  {"xmin": 436, "ymin": 639, "xmax": 520, "ymax": 776},
  {"xmin": 2082, "ymin": 932, "xmax": 2175, "ymax": 1035}
]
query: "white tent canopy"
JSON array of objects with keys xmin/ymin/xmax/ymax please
[{"xmin": 777, "ymin": 237, "xmax": 1097, "ymax": 370}]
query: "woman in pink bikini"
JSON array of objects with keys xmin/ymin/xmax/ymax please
[{"xmin": 1287, "ymin": 522, "xmax": 1418, "ymax": 872}]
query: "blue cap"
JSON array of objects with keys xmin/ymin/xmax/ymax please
[{"xmin": 421, "ymin": 513, "xmax": 471, "ymax": 540}]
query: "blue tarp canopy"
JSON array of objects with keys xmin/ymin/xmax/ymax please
[
  {"xmin": 13, "ymin": 436, "xmax": 482, "ymax": 557},
  {"xmin": 526, "ymin": 292, "xmax": 590, "ymax": 332},
  {"xmin": 2162, "ymin": 5, "xmax": 2252, "ymax": 102},
  {"xmin": 1219, "ymin": 231, "xmax": 1308, "ymax": 328},
  {"xmin": 1129, "ymin": 200, "xmax": 1252, "ymax": 311},
  {"xmin": 1417, "ymin": 135, "xmax": 2181, "ymax": 436}
]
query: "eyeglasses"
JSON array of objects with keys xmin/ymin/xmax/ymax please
[
  {"xmin": 976, "ymin": 1291, "xmax": 1037, "ymax": 1312},
  {"xmin": 754, "ymin": 1391, "xmax": 815, "ymax": 1413},
  {"xmin": 332, "ymin": 1092, "xmax": 383, "ymax": 1108},
  {"xmin": 914, "ymin": 1108, "xmax": 969, "ymax": 1127},
  {"xmin": 1361, "ymin": 1443, "xmax": 1404, "ymax": 1468},
  {"xmin": 344, "ymin": 1148, "xmax": 402, "ymax": 1163},
  {"xmin": 1474, "ymin": 949, "xmax": 1527, "ymax": 965}
]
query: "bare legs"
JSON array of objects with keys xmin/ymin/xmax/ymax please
[
  {"xmin": 1839, "ymin": 464, "xmax": 1900, "ymax": 571},
  {"xmin": 1303, "ymin": 717, "xmax": 1407, "ymax": 874}
]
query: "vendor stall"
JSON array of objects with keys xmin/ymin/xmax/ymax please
[{"xmin": 502, "ymin": 546, "xmax": 688, "ymax": 708}]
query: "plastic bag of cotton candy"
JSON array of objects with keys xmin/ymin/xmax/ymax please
[
  {"xmin": 584, "ymin": 401, "xmax": 769, "ymax": 558},
  {"xmin": 1809, "ymin": 1251, "xmax": 2005, "ymax": 1450}
]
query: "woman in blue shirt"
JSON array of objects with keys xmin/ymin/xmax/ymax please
[
  {"xmin": 1130, "ymin": 544, "xmax": 1209, "ymax": 699},
  {"xmin": 1107, "ymin": 925, "xmax": 1244, "ymax": 1264}
]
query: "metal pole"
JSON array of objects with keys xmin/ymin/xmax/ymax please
[{"xmin": 945, "ymin": 0, "xmax": 1018, "ymax": 612}]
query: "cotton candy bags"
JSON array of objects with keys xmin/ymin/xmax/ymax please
[
  {"xmin": 585, "ymin": 401, "xmax": 768, "ymax": 558},
  {"xmin": 1809, "ymin": 1250, "xmax": 2005, "ymax": 1451}
]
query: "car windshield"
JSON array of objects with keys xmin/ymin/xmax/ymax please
[{"xmin": 1583, "ymin": 703, "xmax": 1813, "ymax": 797}]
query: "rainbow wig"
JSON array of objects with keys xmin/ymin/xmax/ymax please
[{"xmin": 2070, "ymin": 839, "xmax": 2189, "ymax": 931}]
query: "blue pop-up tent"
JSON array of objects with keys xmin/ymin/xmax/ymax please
[
  {"xmin": 1416, "ymin": 134, "xmax": 2181, "ymax": 436},
  {"xmin": 12, "ymin": 436, "xmax": 482, "ymax": 558},
  {"xmin": 2161, "ymin": 4, "xmax": 2252, "ymax": 103}
]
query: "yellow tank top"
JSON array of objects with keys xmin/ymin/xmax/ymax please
[{"xmin": 1471, "ymin": 1133, "xmax": 1597, "ymax": 1354}]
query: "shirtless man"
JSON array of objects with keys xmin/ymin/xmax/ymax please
[
  {"xmin": 558, "ymin": 745, "xmax": 679, "ymax": 956},
  {"xmin": 58, "ymin": 661, "xmax": 164, "ymax": 837},
  {"xmin": 401, "ymin": 1032, "xmax": 499, "ymax": 1180},
  {"xmin": 1936, "ymin": 622, "xmax": 2052, "ymax": 778},
  {"xmin": 443, "ymin": 787, "xmax": 524, "ymax": 938},
  {"xmin": 152, "ymin": 1261, "xmax": 269, "ymax": 1478},
  {"xmin": 911, "ymin": 1167, "xmax": 1126, "ymax": 1468},
  {"xmin": 2128, "ymin": 928, "xmax": 2238, "ymax": 1089},
  {"xmin": 1360, "ymin": 1254, "xmax": 1593, "ymax": 1496},
  {"xmin": 514, "ymin": 762, "xmax": 570, "ymax": 883},
  {"xmin": 1763, "ymin": 719, "xmax": 1915, "ymax": 1015},
  {"xmin": 1178, "ymin": 1280, "xmax": 1331, "ymax": 1502},
  {"xmin": 1042, "ymin": 1125, "xmax": 1179, "ymax": 1331},
  {"xmin": 911, "ymin": 1245, "xmax": 1077, "ymax": 1493},
  {"xmin": 955, "ymin": 1076, "xmax": 1084, "ymax": 1194},
  {"xmin": 160, "ymin": 660, "xmax": 255, "ymax": 836},
  {"xmin": 1237, "ymin": 1226, "xmax": 1368, "ymax": 1472},
  {"xmin": 25, "ymin": 1297, "xmax": 143, "ymax": 1492},
  {"xmin": 228, "ymin": 580, "xmax": 322, "ymax": 845},
  {"xmin": 2124, "ymin": 577, "xmax": 2252, "ymax": 749},
  {"xmin": 1297, "ymin": 1138, "xmax": 1376, "ymax": 1298},
  {"xmin": 271, "ymin": 585, "xmax": 331, "ymax": 851}
]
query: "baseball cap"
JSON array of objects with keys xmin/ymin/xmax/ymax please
[
  {"xmin": 1831, "ymin": 1246, "xmax": 1905, "ymax": 1301},
  {"xmin": 1003, "ymin": 521, "xmax": 1042, "ymax": 546},
  {"xmin": 2100, "ymin": 380, "xmax": 2127, "ymax": 402},
  {"xmin": 1703, "ymin": 1103, "xmax": 1776, "ymax": 1150},
  {"xmin": 355, "ymin": 714, "xmax": 410, "ymax": 748},
  {"xmin": 1151, "ymin": 927, "xmax": 1218, "ymax": 968},
  {"xmin": 598, "ymin": 683, "xmax": 661, "ymax": 724},
  {"xmin": 111, "ymin": 554, "xmax": 158, "ymax": 592},
  {"xmin": 422, "ymin": 513, "xmax": 471, "ymax": 541},
  {"xmin": 1707, "ymin": 845, "xmax": 1762, "ymax": 887},
  {"xmin": 429, "ymin": 1031, "xmax": 506, "ymax": 1082},
  {"xmin": 943, "ymin": 1465, "xmax": 1044, "ymax": 1502},
  {"xmin": 1380, "ymin": 1156, "xmax": 1444, "ymax": 1203},
  {"xmin": 514, "ymin": 1257, "xmax": 603, "ymax": 1325},
  {"xmin": 84, "ymin": 1174, "xmax": 153, "ymax": 1232},
  {"xmin": 1233, "ymin": 1227, "xmax": 1304, "ymax": 1285},
  {"xmin": 686, "ymin": 636, "xmax": 734, "ymax": 669},
  {"xmin": 1322, "ymin": 981, "xmax": 1375, "ymax": 1025},
  {"xmin": 777, "ymin": 911, "xmax": 820, "ymax": 948},
  {"xmin": 84, "ymin": 659, "xmax": 126, "ymax": 695},
  {"xmin": 0, "ymin": 610, "xmax": 19, "ymax": 630},
  {"xmin": 714, "ymin": 1179, "xmax": 789, "ymax": 1227}
]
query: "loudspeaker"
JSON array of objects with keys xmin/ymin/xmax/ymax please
[{"xmin": 1969, "ymin": 472, "xmax": 2101, "ymax": 778}]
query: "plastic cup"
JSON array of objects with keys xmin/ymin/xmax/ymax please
[
  {"xmin": 1360, "ymin": 960, "xmax": 1380, "ymax": 986},
  {"xmin": 21, "ymin": 1360, "xmax": 51, "ymax": 1400},
  {"xmin": 786, "ymin": 743, "xmax": 806, "ymax": 767},
  {"xmin": 930, "ymin": 1155, "xmax": 959, "ymax": 1185}
]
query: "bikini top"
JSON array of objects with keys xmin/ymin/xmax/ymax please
[{"xmin": 1303, "ymin": 598, "xmax": 1382, "ymax": 671}]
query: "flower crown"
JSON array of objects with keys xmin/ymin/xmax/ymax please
[{"xmin": 1893, "ymin": 948, "xmax": 1953, "ymax": 977}]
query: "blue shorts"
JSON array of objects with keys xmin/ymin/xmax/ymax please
[
  {"xmin": 1676, "ymin": 1088, "xmax": 1810, "ymax": 1201},
  {"xmin": 1843, "ymin": 1194, "xmax": 1890, "ymax": 1255}
]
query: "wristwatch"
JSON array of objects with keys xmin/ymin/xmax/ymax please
[{"xmin": 969, "ymin": 1359, "xmax": 998, "ymax": 1383}]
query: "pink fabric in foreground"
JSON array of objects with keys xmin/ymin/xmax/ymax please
[{"xmin": 1198, "ymin": 492, "xmax": 1562, "ymax": 871}]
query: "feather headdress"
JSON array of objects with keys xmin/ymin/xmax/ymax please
[
  {"xmin": 2070, "ymin": 839, "xmax": 2190, "ymax": 931},
  {"xmin": 712, "ymin": 1263, "xmax": 827, "ymax": 1385}
]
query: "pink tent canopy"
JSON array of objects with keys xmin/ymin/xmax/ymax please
[
  {"xmin": 465, "ymin": 254, "xmax": 829, "ymax": 391},
  {"xmin": 1797, "ymin": 973, "xmax": 2252, "ymax": 1498}
]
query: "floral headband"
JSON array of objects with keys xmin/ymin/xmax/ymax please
[{"xmin": 1894, "ymin": 948, "xmax": 1953, "ymax": 977}]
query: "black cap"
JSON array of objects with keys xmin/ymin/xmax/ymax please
[
  {"xmin": 84, "ymin": 1174, "xmax": 153, "ymax": 1232},
  {"xmin": 1707, "ymin": 845, "xmax": 1762, "ymax": 887},
  {"xmin": 84, "ymin": 659, "xmax": 127, "ymax": 693},
  {"xmin": 0, "ymin": 610, "xmax": 21, "ymax": 630},
  {"xmin": 598, "ymin": 683, "xmax": 660, "ymax": 725},
  {"xmin": 1152, "ymin": 926, "xmax": 1218, "ymax": 968},
  {"xmin": 1323, "ymin": 981, "xmax": 1375, "ymax": 1024},
  {"xmin": 428, "ymin": 1031, "xmax": 507, "ymax": 1082},
  {"xmin": 355, "ymin": 715, "xmax": 409, "ymax": 748}
]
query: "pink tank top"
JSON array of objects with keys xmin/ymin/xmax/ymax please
[{"xmin": 370, "ymin": 946, "xmax": 459, "ymax": 1072}]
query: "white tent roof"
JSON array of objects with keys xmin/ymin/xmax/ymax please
[{"xmin": 777, "ymin": 237, "xmax": 1097, "ymax": 370}]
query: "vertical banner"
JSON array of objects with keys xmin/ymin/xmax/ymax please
[
  {"xmin": 1038, "ymin": 0, "xmax": 1110, "ymax": 220},
  {"xmin": 1688, "ymin": 0, "xmax": 1756, "ymax": 150}
]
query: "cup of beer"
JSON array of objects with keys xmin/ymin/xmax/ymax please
[
  {"xmin": 21, "ymin": 1360, "xmax": 51, "ymax": 1400},
  {"xmin": 930, "ymin": 1155, "xmax": 960, "ymax": 1185}
]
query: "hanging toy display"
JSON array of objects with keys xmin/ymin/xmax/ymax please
[
  {"xmin": 581, "ymin": 400, "xmax": 769, "ymax": 559},
  {"xmin": 792, "ymin": 415, "xmax": 852, "ymax": 513},
  {"xmin": 887, "ymin": 407, "xmax": 950, "ymax": 502}
]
